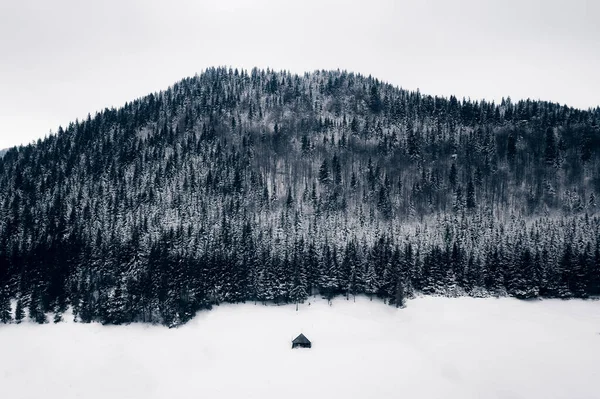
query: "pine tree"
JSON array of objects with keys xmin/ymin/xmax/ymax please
[
  {"xmin": 318, "ymin": 159, "xmax": 330, "ymax": 185},
  {"xmin": 466, "ymin": 177, "xmax": 476, "ymax": 210},
  {"xmin": 369, "ymin": 85, "xmax": 382, "ymax": 113},
  {"xmin": 29, "ymin": 288, "xmax": 47, "ymax": 324},
  {"xmin": 394, "ymin": 281, "xmax": 405, "ymax": 308},
  {"xmin": 0, "ymin": 287, "xmax": 11, "ymax": 323},
  {"xmin": 591, "ymin": 244, "xmax": 600, "ymax": 296},
  {"xmin": 449, "ymin": 163, "xmax": 457, "ymax": 188},
  {"xmin": 453, "ymin": 186, "xmax": 464, "ymax": 213},
  {"xmin": 332, "ymin": 154, "xmax": 342, "ymax": 185},
  {"xmin": 364, "ymin": 262, "xmax": 378, "ymax": 300},
  {"xmin": 545, "ymin": 127, "xmax": 557, "ymax": 166},
  {"xmin": 15, "ymin": 298, "xmax": 24, "ymax": 324}
]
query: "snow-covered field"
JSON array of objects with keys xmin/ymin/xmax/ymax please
[{"xmin": 1, "ymin": 296, "xmax": 599, "ymax": 399}]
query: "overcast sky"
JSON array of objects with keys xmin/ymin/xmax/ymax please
[{"xmin": 0, "ymin": 0, "xmax": 598, "ymax": 149}]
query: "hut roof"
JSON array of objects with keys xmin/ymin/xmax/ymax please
[{"xmin": 292, "ymin": 333, "xmax": 311, "ymax": 345}]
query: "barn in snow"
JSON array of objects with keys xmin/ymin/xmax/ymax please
[{"xmin": 292, "ymin": 333, "xmax": 311, "ymax": 349}]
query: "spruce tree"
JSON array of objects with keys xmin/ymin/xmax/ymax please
[
  {"xmin": 15, "ymin": 298, "xmax": 24, "ymax": 324},
  {"xmin": 0, "ymin": 288, "xmax": 11, "ymax": 323}
]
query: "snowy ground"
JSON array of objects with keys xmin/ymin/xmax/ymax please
[{"xmin": 1, "ymin": 296, "xmax": 599, "ymax": 399}]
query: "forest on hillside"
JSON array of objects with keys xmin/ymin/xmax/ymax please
[{"xmin": 1, "ymin": 67, "xmax": 599, "ymax": 326}]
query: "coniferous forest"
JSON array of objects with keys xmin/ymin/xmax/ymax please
[{"xmin": 1, "ymin": 67, "xmax": 600, "ymax": 326}]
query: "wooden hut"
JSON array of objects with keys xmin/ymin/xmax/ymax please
[{"xmin": 292, "ymin": 333, "xmax": 311, "ymax": 349}]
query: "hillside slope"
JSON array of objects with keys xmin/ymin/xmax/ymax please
[{"xmin": 0, "ymin": 67, "xmax": 599, "ymax": 325}]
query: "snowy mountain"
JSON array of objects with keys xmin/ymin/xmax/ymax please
[{"xmin": 0, "ymin": 67, "xmax": 599, "ymax": 326}]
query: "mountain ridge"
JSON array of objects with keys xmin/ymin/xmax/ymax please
[{"xmin": 6, "ymin": 67, "xmax": 599, "ymax": 155}]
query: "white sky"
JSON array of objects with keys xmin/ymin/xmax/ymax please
[{"xmin": 0, "ymin": 0, "xmax": 599, "ymax": 149}]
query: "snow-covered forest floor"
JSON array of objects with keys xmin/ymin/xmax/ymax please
[{"xmin": 1, "ymin": 296, "xmax": 599, "ymax": 399}]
